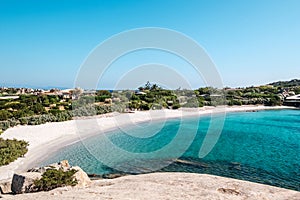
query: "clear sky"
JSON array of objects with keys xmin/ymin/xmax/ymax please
[{"xmin": 0, "ymin": 0, "xmax": 299, "ymax": 89}]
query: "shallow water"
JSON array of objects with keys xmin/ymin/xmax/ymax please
[{"xmin": 43, "ymin": 109, "xmax": 300, "ymax": 191}]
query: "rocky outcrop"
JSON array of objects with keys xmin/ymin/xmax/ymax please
[
  {"xmin": 27, "ymin": 160, "xmax": 71, "ymax": 173},
  {"xmin": 0, "ymin": 179, "xmax": 12, "ymax": 194},
  {"xmin": 1, "ymin": 173, "xmax": 300, "ymax": 200},
  {"xmin": 70, "ymin": 166, "xmax": 91, "ymax": 187},
  {"xmin": 11, "ymin": 172, "xmax": 42, "ymax": 194},
  {"xmin": 11, "ymin": 160, "xmax": 90, "ymax": 194}
]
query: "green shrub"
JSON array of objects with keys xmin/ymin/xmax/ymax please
[
  {"xmin": 172, "ymin": 103, "xmax": 181, "ymax": 109},
  {"xmin": 53, "ymin": 111, "xmax": 72, "ymax": 122},
  {"xmin": 0, "ymin": 111, "xmax": 73, "ymax": 130},
  {"xmin": 0, "ymin": 119, "xmax": 20, "ymax": 131},
  {"xmin": 140, "ymin": 102, "xmax": 150, "ymax": 110},
  {"xmin": 0, "ymin": 138, "xmax": 28, "ymax": 166},
  {"xmin": 33, "ymin": 169, "xmax": 78, "ymax": 191},
  {"xmin": 0, "ymin": 120, "xmax": 11, "ymax": 131},
  {"xmin": 72, "ymin": 105, "xmax": 97, "ymax": 117},
  {"xmin": 151, "ymin": 103, "xmax": 163, "ymax": 110},
  {"xmin": 110, "ymin": 103, "xmax": 124, "ymax": 113},
  {"xmin": 182, "ymin": 98, "xmax": 199, "ymax": 108},
  {"xmin": 228, "ymin": 99, "xmax": 242, "ymax": 106}
]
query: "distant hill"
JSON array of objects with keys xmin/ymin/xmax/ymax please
[{"xmin": 269, "ymin": 79, "xmax": 300, "ymax": 87}]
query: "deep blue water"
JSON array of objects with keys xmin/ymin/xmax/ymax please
[{"xmin": 43, "ymin": 109, "xmax": 300, "ymax": 191}]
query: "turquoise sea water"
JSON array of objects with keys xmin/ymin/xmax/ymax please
[{"xmin": 43, "ymin": 109, "xmax": 300, "ymax": 191}]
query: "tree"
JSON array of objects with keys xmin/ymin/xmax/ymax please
[
  {"xmin": 150, "ymin": 84, "xmax": 160, "ymax": 91},
  {"xmin": 138, "ymin": 86, "xmax": 144, "ymax": 91},
  {"xmin": 145, "ymin": 81, "xmax": 151, "ymax": 90}
]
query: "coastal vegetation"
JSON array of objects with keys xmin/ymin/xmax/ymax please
[
  {"xmin": 33, "ymin": 168, "xmax": 78, "ymax": 191},
  {"xmin": 269, "ymin": 79, "xmax": 300, "ymax": 87},
  {"xmin": 0, "ymin": 80, "xmax": 299, "ymax": 133},
  {"xmin": 0, "ymin": 138, "xmax": 28, "ymax": 166}
]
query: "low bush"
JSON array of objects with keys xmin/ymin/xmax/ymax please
[
  {"xmin": 0, "ymin": 138, "xmax": 28, "ymax": 166},
  {"xmin": 172, "ymin": 103, "xmax": 181, "ymax": 109},
  {"xmin": 72, "ymin": 104, "xmax": 97, "ymax": 117},
  {"xmin": 0, "ymin": 119, "xmax": 20, "ymax": 131},
  {"xmin": 33, "ymin": 168, "xmax": 78, "ymax": 191}
]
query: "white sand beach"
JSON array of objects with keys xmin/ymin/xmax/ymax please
[{"xmin": 0, "ymin": 105, "xmax": 293, "ymax": 181}]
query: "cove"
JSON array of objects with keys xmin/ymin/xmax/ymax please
[{"xmin": 43, "ymin": 109, "xmax": 300, "ymax": 191}]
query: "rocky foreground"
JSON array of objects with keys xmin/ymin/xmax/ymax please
[{"xmin": 1, "ymin": 172, "xmax": 299, "ymax": 200}]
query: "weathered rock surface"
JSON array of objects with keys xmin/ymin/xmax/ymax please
[
  {"xmin": 27, "ymin": 160, "xmax": 71, "ymax": 173},
  {"xmin": 11, "ymin": 172, "xmax": 42, "ymax": 194},
  {"xmin": 11, "ymin": 160, "xmax": 90, "ymax": 194},
  {"xmin": 71, "ymin": 166, "xmax": 91, "ymax": 187},
  {"xmin": 0, "ymin": 179, "xmax": 12, "ymax": 194},
  {"xmin": 1, "ymin": 173, "xmax": 299, "ymax": 200}
]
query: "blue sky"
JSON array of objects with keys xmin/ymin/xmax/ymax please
[{"xmin": 0, "ymin": 0, "xmax": 299, "ymax": 89}]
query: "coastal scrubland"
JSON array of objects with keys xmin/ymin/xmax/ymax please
[{"xmin": 1, "ymin": 80, "xmax": 299, "ymax": 132}]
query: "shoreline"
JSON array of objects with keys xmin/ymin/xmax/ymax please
[{"xmin": 0, "ymin": 105, "xmax": 295, "ymax": 181}]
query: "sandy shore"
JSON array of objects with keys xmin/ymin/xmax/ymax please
[
  {"xmin": 0, "ymin": 105, "xmax": 294, "ymax": 181},
  {"xmin": 2, "ymin": 172, "xmax": 299, "ymax": 200}
]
